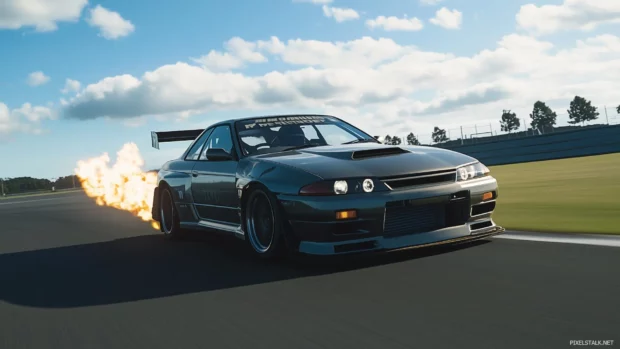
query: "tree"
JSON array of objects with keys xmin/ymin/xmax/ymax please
[
  {"xmin": 53, "ymin": 175, "xmax": 78, "ymax": 189},
  {"xmin": 567, "ymin": 96, "xmax": 599, "ymax": 126},
  {"xmin": 391, "ymin": 136, "xmax": 402, "ymax": 145},
  {"xmin": 432, "ymin": 127, "xmax": 449, "ymax": 143},
  {"xmin": 530, "ymin": 101, "xmax": 557, "ymax": 132},
  {"xmin": 499, "ymin": 109, "xmax": 520, "ymax": 133},
  {"xmin": 406, "ymin": 132, "xmax": 420, "ymax": 145},
  {"xmin": 383, "ymin": 135, "xmax": 392, "ymax": 145},
  {"xmin": 1, "ymin": 176, "xmax": 53, "ymax": 194},
  {"xmin": 616, "ymin": 105, "xmax": 620, "ymax": 114}
]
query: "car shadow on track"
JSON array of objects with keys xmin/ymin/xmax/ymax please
[{"xmin": 0, "ymin": 231, "xmax": 490, "ymax": 308}]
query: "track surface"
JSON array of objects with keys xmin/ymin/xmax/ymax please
[{"xmin": 1, "ymin": 192, "xmax": 618, "ymax": 349}]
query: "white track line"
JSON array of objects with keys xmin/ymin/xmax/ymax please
[{"xmin": 495, "ymin": 231, "xmax": 620, "ymax": 248}]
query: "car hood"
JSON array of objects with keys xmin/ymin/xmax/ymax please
[{"xmin": 252, "ymin": 143, "xmax": 477, "ymax": 179}]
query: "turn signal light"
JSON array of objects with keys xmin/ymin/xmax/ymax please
[
  {"xmin": 336, "ymin": 210, "xmax": 357, "ymax": 220},
  {"xmin": 482, "ymin": 192, "xmax": 494, "ymax": 201}
]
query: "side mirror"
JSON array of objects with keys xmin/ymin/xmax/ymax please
[{"xmin": 206, "ymin": 148, "xmax": 233, "ymax": 161}]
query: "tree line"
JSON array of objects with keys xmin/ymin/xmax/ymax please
[
  {"xmin": 382, "ymin": 95, "xmax": 610, "ymax": 145},
  {"xmin": 0, "ymin": 175, "xmax": 78, "ymax": 195}
]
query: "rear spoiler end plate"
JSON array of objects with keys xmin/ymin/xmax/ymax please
[{"xmin": 151, "ymin": 129, "xmax": 205, "ymax": 149}]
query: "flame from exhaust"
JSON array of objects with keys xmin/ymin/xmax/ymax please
[{"xmin": 75, "ymin": 142, "xmax": 160, "ymax": 230}]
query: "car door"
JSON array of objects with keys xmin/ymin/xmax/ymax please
[{"xmin": 190, "ymin": 125, "xmax": 240, "ymax": 226}]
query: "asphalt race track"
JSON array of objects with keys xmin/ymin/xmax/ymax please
[{"xmin": 1, "ymin": 192, "xmax": 618, "ymax": 349}]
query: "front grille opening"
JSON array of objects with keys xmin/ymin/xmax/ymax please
[
  {"xmin": 384, "ymin": 203, "xmax": 446, "ymax": 237},
  {"xmin": 471, "ymin": 201, "xmax": 496, "ymax": 216},
  {"xmin": 446, "ymin": 198, "xmax": 471, "ymax": 227},
  {"xmin": 470, "ymin": 221, "xmax": 493, "ymax": 230},
  {"xmin": 351, "ymin": 147, "xmax": 409, "ymax": 159},
  {"xmin": 381, "ymin": 170, "xmax": 456, "ymax": 190},
  {"xmin": 334, "ymin": 241, "xmax": 377, "ymax": 253}
]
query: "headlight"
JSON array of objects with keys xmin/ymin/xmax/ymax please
[
  {"xmin": 362, "ymin": 178, "xmax": 374, "ymax": 193},
  {"xmin": 299, "ymin": 178, "xmax": 384, "ymax": 195},
  {"xmin": 334, "ymin": 180, "xmax": 348, "ymax": 195},
  {"xmin": 456, "ymin": 162, "xmax": 490, "ymax": 182}
]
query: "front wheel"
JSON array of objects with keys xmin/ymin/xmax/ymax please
[{"xmin": 244, "ymin": 188, "xmax": 287, "ymax": 260}]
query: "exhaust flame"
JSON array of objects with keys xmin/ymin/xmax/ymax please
[{"xmin": 75, "ymin": 142, "xmax": 160, "ymax": 230}]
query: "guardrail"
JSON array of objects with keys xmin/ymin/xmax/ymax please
[{"xmin": 434, "ymin": 124, "xmax": 620, "ymax": 166}]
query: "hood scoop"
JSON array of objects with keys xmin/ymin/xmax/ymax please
[{"xmin": 351, "ymin": 147, "xmax": 409, "ymax": 160}]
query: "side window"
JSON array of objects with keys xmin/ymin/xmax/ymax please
[
  {"xmin": 301, "ymin": 125, "xmax": 319, "ymax": 140},
  {"xmin": 184, "ymin": 129, "xmax": 212, "ymax": 160},
  {"xmin": 199, "ymin": 125, "xmax": 234, "ymax": 160}
]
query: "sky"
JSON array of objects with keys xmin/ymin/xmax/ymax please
[{"xmin": 1, "ymin": 0, "xmax": 620, "ymax": 179}]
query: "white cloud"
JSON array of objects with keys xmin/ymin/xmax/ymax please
[
  {"xmin": 430, "ymin": 7, "xmax": 463, "ymax": 29},
  {"xmin": 256, "ymin": 36, "xmax": 413, "ymax": 69},
  {"xmin": 0, "ymin": 102, "xmax": 55, "ymax": 140},
  {"xmin": 60, "ymin": 32, "xmax": 620, "ymax": 140},
  {"xmin": 420, "ymin": 0, "xmax": 443, "ymax": 5},
  {"xmin": 11, "ymin": 103, "xmax": 57, "ymax": 122},
  {"xmin": 0, "ymin": 0, "xmax": 87, "ymax": 32},
  {"xmin": 86, "ymin": 5, "xmax": 135, "ymax": 39},
  {"xmin": 322, "ymin": 5, "xmax": 360, "ymax": 22},
  {"xmin": 27, "ymin": 71, "xmax": 50, "ymax": 86},
  {"xmin": 366, "ymin": 15, "xmax": 424, "ymax": 31},
  {"xmin": 191, "ymin": 37, "xmax": 268, "ymax": 71},
  {"xmin": 191, "ymin": 51, "xmax": 245, "ymax": 71},
  {"xmin": 61, "ymin": 78, "xmax": 81, "ymax": 94},
  {"xmin": 516, "ymin": 0, "xmax": 620, "ymax": 36}
]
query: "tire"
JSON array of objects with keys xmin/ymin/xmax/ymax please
[
  {"xmin": 159, "ymin": 187, "xmax": 184, "ymax": 240},
  {"xmin": 244, "ymin": 187, "xmax": 287, "ymax": 260}
]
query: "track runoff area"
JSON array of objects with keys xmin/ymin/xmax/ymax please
[{"xmin": 0, "ymin": 153, "xmax": 618, "ymax": 349}]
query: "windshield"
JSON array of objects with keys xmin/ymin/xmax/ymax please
[{"xmin": 235, "ymin": 115, "xmax": 377, "ymax": 156}]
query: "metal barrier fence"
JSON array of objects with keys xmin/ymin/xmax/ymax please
[
  {"xmin": 392, "ymin": 107, "xmax": 620, "ymax": 147},
  {"xmin": 433, "ymin": 124, "xmax": 620, "ymax": 166}
]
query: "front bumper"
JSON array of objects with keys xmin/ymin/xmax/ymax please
[{"xmin": 278, "ymin": 176, "xmax": 503, "ymax": 255}]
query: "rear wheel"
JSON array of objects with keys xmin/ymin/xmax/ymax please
[
  {"xmin": 160, "ymin": 187, "xmax": 184, "ymax": 240},
  {"xmin": 244, "ymin": 188, "xmax": 287, "ymax": 260}
]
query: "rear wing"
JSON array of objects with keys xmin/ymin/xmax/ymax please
[{"xmin": 151, "ymin": 129, "xmax": 205, "ymax": 149}]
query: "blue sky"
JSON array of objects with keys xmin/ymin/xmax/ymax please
[{"xmin": 1, "ymin": 0, "xmax": 619, "ymax": 178}]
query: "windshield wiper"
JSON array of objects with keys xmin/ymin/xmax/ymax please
[{"xmin": 342, "ymin": 139, "xmax": 379, "ymax": 145}]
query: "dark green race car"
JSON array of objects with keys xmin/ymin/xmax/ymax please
[{"xmin": 151, "ymin": 114, "xmax": 504, "ymax": 260}]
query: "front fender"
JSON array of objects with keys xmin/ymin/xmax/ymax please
[{"xmin": 236, "ymin": 158, "xmax": 322, "ymax": 196}]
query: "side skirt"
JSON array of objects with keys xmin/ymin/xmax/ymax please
[{"xmin": 180, "ymin": 220, "xmax": 245, "ymax": 240}]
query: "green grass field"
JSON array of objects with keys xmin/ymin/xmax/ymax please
[{"xmin": 491, "ymin": 153, "xmax": 620, "ymax": 235}]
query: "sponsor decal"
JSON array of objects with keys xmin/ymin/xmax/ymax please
[{"xmin": 243, "ymin": 116, "xmax": 328, "ymax": 129}]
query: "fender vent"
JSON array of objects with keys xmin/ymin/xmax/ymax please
[{"xmin": 351, "ymin": 147, "xmax": 409, "ymax": 160}]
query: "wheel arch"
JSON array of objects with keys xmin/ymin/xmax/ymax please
[
  {"xmin": 151, "ymin": 180, "xmax": 172, "ymax": 223},
  {"xmin": 238, "ymin": 180, "xmax": 302, "ymax": 253}
]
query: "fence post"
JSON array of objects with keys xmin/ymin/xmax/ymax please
[
  {"xmin": 605, "ymin": 106, "xmax": 609, "ymax": 125},
  {"xmin": 460, "ymin": 126, "xmax": 464, "ymax": 145}
]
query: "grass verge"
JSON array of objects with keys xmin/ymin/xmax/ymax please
[{"xmin": 490, "ymin": 153, "xmax": 620, "ymax": 235}]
